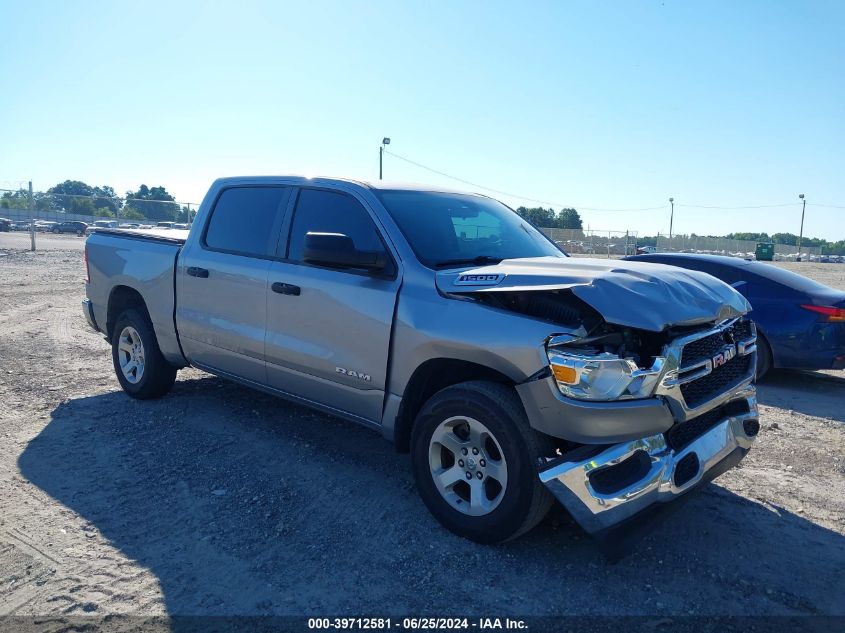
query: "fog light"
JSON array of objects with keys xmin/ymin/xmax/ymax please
[{"xmin": 743, "ymin": 419, "xmax": 760, "ymax": 437}]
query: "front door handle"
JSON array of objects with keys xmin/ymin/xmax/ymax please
[
  {"xmin": 271, "ymin": 282, "xmax": 301, "ymax": 296},
  {"xmin": 187, "ymin": 266, "xmax": 209, "ymax": 278}
]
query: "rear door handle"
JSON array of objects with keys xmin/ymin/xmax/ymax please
[
  {"xmin": 271, "ymin": 282, "xmax": 301, "ymax": 296},
  {"xmin": 186, "ymin": 266, "xmax": 209, "ymax": 278}
]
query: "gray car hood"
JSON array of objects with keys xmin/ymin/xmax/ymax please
[{"xmin": 437, "ymin": 256, "xmax": 750, "ymax": 332}]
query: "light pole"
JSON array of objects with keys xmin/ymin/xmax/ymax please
[
  {"xmin": 797, "ymin": 194, "xmax": 806, "ymax": 261},
  {"xmin": 379, "ymin": 137, "xmax": 391, "ymax": 180},
  {"xmin": 669, "ymin": 197, "xmax": 674, "ymax": 251}
]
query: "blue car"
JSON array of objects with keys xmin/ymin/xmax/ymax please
[{"xmin": 625, "ymin": 253, "xmax": 845, "ymax": 378}]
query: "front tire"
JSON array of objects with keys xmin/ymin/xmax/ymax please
[
  {"xmin": 111, "ymin": 308, "xmax": 177, "ymax": 399},
  {"xmin": 410, "ymin": 381, "xmax": 554, "ymax": 543}
]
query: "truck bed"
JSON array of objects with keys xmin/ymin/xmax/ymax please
[
  {"xmin": 85, "ymin": 229, "xmax": 187, "ymax": 367},
  {"xmin": 92, "ymin": 227, "xmax": 190, "ymax": 245}
]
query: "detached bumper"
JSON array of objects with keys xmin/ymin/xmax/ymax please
[
  {"xmin": 539, "ymin": 388, "xmax": 758, "ymax": 535},
  {"xmin": 82, "ymin": 299, "xmax": 99, "ymax": 332}
]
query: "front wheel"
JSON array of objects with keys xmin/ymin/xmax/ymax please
[
  {"xmin": 410, "ymin": 381, "xmax": 554, "ymax": 543},
  {"xmin": 111, "ymin": 308, "xmax": 177, "ymax": 399}
]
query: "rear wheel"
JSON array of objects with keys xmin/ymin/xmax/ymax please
[
  {"xmin": 755, "ymin": 332, "xmax": 773, "ymax": 380},
  {"xmin": 410, "ymin": 381, "xmax": 554, "ymax": 543},
  {"xmin": 111, "ymin": 308, "xmax": 177, "ymax": 399}
]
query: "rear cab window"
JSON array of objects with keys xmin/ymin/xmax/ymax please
[{"xmin": 203, "ymin": 186, "xmax": 290, "ymax": 258}]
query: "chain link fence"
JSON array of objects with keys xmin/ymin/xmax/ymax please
[
  {"xmin": 0, "ymin": 188, "xmax": 199, "ymax": 231},
  {"xmin": 655, "ymin": 233, "xmax": 822, "ymax": 260},
  {"xmin": 539, "ymin": 228, "xmax": 638, "ymax": 257},
  {"xmin": 1, "ymin": 186, "xmax": 827, "ymax": 262}
]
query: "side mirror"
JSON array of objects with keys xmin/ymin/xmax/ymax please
[{"xmin": 303, "ymin": 232, "xmax": 387, "ymax": 272}]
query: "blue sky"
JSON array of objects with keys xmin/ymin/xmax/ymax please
[{"xmin": 1, "ymin": 1, "xmax": 843, "ymax": 239}]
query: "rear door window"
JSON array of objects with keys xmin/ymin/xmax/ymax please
[{"xmin": 203, "ymin": 186, "xmax": 290, "ymax": 258}]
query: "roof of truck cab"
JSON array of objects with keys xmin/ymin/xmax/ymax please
[{"xmin": 211, "ymin": 176, "xmax": 478, "ymax": 195}]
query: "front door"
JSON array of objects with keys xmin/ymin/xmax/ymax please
[{"xmin": 265, "ymin": 187, "xmax": 400, "ymax": 423}]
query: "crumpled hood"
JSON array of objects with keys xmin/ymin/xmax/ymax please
[{"xmin": 436, "ymin": 256, "xmax": 751, "ymax": 332}]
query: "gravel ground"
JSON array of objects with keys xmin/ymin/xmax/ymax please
[{"xmin": 0, "ymin": 241, "xmax": 843, "ymax": 619}]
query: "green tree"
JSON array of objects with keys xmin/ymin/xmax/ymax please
[
  {"xmin": 515, "ymin": 206, "xmax": 556, "ymax": 227},
  {"xmin": 0, "ymin": 189, "xmax": 29, "ymax": 209},
  {"xmin": 46, "ymin": 180, "xmax": 118, "ymax": 216},
  {"xmin": 556, "ymin": 208, "xmax": 583, "ymax": 230},
  {"xmin": 124, "ymin": 185, "xmax": 180, "ymax": 221}
]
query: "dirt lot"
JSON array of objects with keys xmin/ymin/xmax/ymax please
[{"xmin": 1, "ymin": 239, "xmax": 844, "ymax": 620}]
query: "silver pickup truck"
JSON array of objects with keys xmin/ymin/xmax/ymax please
[{"xmin": 83, "ymin": 176, "xmax": 760, "ymax": 546}]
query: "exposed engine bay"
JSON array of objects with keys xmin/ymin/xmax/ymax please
[{"xmin": 473, "ymin": 289, "xmax": 671, "ymax": 369}]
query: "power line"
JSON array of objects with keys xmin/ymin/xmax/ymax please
[
  {"xmin": 675, "ymin": 203, "xmax": 795, "ymax": 210},
  {"xmin": 383, "ymin": 150, "xmax": 666, "ymax": 212},
  {"xmin": 382, "ymin": 150, "xmax": 842, "ymax": 213}
]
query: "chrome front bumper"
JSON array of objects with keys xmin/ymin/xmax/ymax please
[{"xmin": 539, "ymin": 387, "xmax": 758, "ymax": 535}]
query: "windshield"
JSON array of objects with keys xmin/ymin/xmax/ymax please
[{"xmin": 375, "ymin": 190, "xmax": 565, "ymax": 268}]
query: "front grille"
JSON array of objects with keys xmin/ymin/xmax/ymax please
[
  {"xmin": 665, "ymin": 399, "xmax": 749, "ymax": 451},
  {"xmin": 680, "ymin": 354, "xmax": 753, "ymax": 408},
  {"xmin": 681, "ymin": 319, "xmax": 753, "ymax": 369},
  {"xmin": 675, "ymin": 318, "xmax": 756, "ymax": 409}
]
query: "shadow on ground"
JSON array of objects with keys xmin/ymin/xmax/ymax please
[
  {"xmin": 17, "ymin": 376, "xmax": 845, "ymax": 616},
  {"xmin": 757, "ymin": 369, "xmax": 845, "ymax": 422}
]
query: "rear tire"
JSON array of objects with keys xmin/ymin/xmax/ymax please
[
  {"xmin": 410, "ymin": 380, "xmax": 554, "ymax": 544},
  {"xmin": 111, "ymin": 308, "xmax": 177, "ymax": 399},
  {"xmin": 755, "ymin": 332, "xmax": 773, "ymax": 381}
]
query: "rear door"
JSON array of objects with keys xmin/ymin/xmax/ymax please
[
  {"xmin": 176, "ymin": 185, "xmax": 291, "ymax": 384},
  {"xmin": 264, "ymin": 187, "xmax": 401, "ymax": 423}
]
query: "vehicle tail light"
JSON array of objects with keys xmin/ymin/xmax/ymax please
[
  {"xmin": 84, "ymin": 245, "xmax": 90, "ymax": 284},
  {"xmin": 801, "ymin": 304, "xmax": 845, "ymax": 322}
]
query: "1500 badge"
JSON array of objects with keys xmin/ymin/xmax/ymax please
[{"xmin": 453, "ymin": 273, "xmax": 504, "ymax": 286}]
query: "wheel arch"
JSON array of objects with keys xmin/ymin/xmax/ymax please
[
  {"xmin": 393, "ymin": 358, "xmax": 516, "ymax": 453},
  {"xmin": 106, "ymin": 285, "xmax": 150, "ymax": 340}
]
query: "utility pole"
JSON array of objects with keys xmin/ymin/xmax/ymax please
[
  {"xmin": 797, "ymin": 194, "xmax": 806, "ymax": 261},
  {"xmin": 379, "ymin": 137, "xmax": 391, "ymax": 180},
  {"xmin": 28, "ymin": 181, "xmax": 35, "ymax": 252},
  {"xmin": 668, "ymin": 197, "xmax": 674, "ymax": 252}
]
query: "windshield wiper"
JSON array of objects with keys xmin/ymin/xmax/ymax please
[{"xmin": 432, "ymin": 256, "xmax": 504, "ymax": 269}]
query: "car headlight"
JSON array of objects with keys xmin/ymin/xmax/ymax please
[{"xmin": 546, "ymin": 347, "xmax": 665, "ymax": 401}]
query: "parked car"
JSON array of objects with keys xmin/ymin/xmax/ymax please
[
  {"xmin": 625, "ymin": 253, "xmax": 845, "ymax": 378},
  {"xmin": 11, "ymin": 220, "xmax": 31, "ymax": 231},
  {"xmin": 51, "ymin": 220, "xmax": 89, "ymax": 236},
  {"xmin": 636, "ymin": 245, "xmax": 658, "ymax": 255},
  {"xmin": 83, "ymin": 176, "xmax": 759, "ymax": 548},
  {"xmin": 34, "ymin": 221, "xmax": 58, "ymax": 232},
  {"xmin": 0, "ymin": 217, "xmax": 11, "ymax": 232},
  {"xmin": 85, "ymin": 220, "xmax": 119, "ymax": 235},
  {"xmin": 156, "ymin": 221, "xmax": 176, "ymax": 229}
]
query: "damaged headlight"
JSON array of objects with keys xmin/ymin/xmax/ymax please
[{"xmin": 546, "ymin": 347, "xmax": 665, "ymax": 401}]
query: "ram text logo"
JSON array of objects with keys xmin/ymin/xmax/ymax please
[
  {"xmin": 712, "ymin": 345, "xmax": 737, "ymax": 368},
  {"xmin": 336, "ymin": 367, "xmax": 371, "ymax": 382}
]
